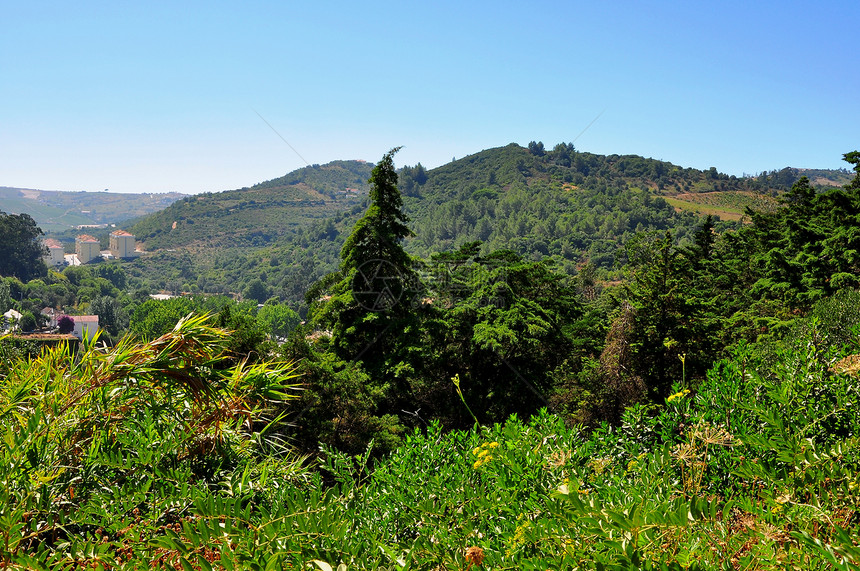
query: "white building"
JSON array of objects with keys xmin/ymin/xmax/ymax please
[
  {"xmin": 2, "ymin": 309, "xmax": 22, "ymax": 332},
  {"xmin": 75, "ymin": 234, "xmax": 101, "ymax": 264},
  {"xmin": 71, "ymin": 315, "xmax": 100, "ymax": 341},
  {"xmin": 44, "ymin": 239, "xmax": 65, "ymax": 267},
  {"xmin": 41, "ymin": 307, "xmax": 59, "ymax": 327},
  {"xmin": 109, "ymin": 230, "xmax": 138, "ymax": 259}
]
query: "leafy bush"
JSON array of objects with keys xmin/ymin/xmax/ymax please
[
  {"xmin": 17, "ymin": 310, "xmax": 37, "ymax": 332},
  {"xmin": 56, "ymin": 314, "xmax": 74, "ymax": 333}
]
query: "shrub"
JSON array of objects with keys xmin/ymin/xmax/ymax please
[
  {"xmin": 0, "ymin": 315, "xmax": 303, "ymax": 566},
  {"xmin": 56, "ymin": 314, "xmax": 74, "ymax": 333},
  {"xmin": 18, "ymin": 311, "xmax": 37, "ymax": 332}
]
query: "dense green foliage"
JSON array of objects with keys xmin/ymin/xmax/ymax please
[
  {"xmin": 1, "ymin": 316, "xmax": 858, "ymax": 568},
  {"xmin": 129, "ymin": 295, "xmax": 301, "ymax": 361},
  {"xmin": 0, "ymin": 211, "xmax": 47, "ymax": 282},
  {"xmin": 0, "ymin": 316, "xmax": 303, "ymax": 569},
  {"xmin": 287, "ymin": 152, "xmax": 604, "ymax": 453}
]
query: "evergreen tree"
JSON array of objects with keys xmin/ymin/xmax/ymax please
[
  {"xmin": 293, "ymin": 149, "xmax": 424, "ymax": 450},
  {"xmin": 615, "ymin": 231, "xmax": 718, "ymax": 401},
  {"xmin": 528, "ymin": 141, "xmax": 546, "ymax": 157},
  {"xmin": 340, "ymin": 147, "xmax": 413, "ymax": 274},
  {"xmin": 309, "ymin": 147, "xmax": 418, "ymax": 365},
  {"xmin": 686, "ymin": 215, "xmax": 716, "ymax": 262}
]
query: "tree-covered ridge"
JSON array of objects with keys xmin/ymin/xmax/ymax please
[
  {"xmin": 750, "ymin": 165, "xmax": 854, "ymax": 190},
  {"xmin": 120, "ymin": 144, "xmax": 788, "ymax": 303},
  {"xmin": 251, "ymin": 159, "xmax": 374, "ymax": 195},
  {"xmin": 398, "ymin": 143, "xmax": 773, "ymax": 271},
  {"xmin": 403, "ymin": 143, "xmax": 744, "ymax": 199}
]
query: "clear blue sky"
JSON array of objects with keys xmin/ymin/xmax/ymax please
[{"xmin": 2, "ymin": 1, "xmax": 857, "ymax": 194}]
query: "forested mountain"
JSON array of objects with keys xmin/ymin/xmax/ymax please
[
  {"xmin": 125, "ymin": 143, "xmax": 797, "ymax": 304},
  {"xmin": 401, "ymin": 144, "xmax": 760, "ymax": 266}
]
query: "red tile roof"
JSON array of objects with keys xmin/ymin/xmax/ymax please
[
  {"xmin": 44, "ymin": 239, "xmax": 64, "ymax": 249},
  {"xmin": 77, "ymin": 234, "xmax": 99, "ymax": 243},
  {"xmin": 110, "ymin": 229, "xmax": 134, "ymax": 237}
]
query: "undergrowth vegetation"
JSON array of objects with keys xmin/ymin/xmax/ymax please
[
  {"xmin": 0, "ymin": 315, "xmax": 304, "ymax": 569},
  {"xmin": 0, "ymin": 316, "xmax": 858, "ymax": 569}
]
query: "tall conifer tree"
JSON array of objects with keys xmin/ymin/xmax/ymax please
[{"xmin": 309, "ymin": 148, "xmax": 417, "ymax": 363}]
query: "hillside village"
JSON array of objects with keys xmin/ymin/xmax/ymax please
[
  {"xmin": 43, "ymin": 228, "xmax": 141, "ymax": 267},
  {"xmin": 2, "ymin": 229, "xmax": 142, "ymax": 339}
]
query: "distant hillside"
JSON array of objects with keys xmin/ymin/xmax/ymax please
[
  {"xmin": 394, "ymin": 143, "xmax": 801, "ymax": 265},
  {"xmin": 253, "ymin": 159, "xmax": 374, "ymax": 195},
  {"xmin": 130, "ymin": 160, "xmax": 373, "ymax": 251},
  {"xmin": 0, "ymin": 187, "xmax": 185, "ymax": 233},
  {"xmin": 121, "ymin": 144, "xmax": 850, "ymax": 305},
  {"xmin": 742, "ymin": 166, "xmax": 852, "ymax": 191}
]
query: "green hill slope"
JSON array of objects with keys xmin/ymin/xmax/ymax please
[
  {"xmin": 121, "ymin": 144, "xmax": 844, "ymax": 305},
  {"xmin": 130, "ymin": 160, "xmax": 372, "ymax": 251},
  {"xmin": 400, "ymin": 143, "xmax": 761, "ymax": 265}
]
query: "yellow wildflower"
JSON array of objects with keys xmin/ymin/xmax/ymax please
[{"xmin": 473, "ymin": 454, "xmax": 493, "ymax": 469}]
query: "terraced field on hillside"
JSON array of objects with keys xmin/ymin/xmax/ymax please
[{"xmin": 662, "ymin": 190, "xmax": 780, "ymax": 221}]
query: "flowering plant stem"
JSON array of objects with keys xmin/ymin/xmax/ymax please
[{"xmin": 452, "ymin": 374, "xmax": 480, "ymax": 428}]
